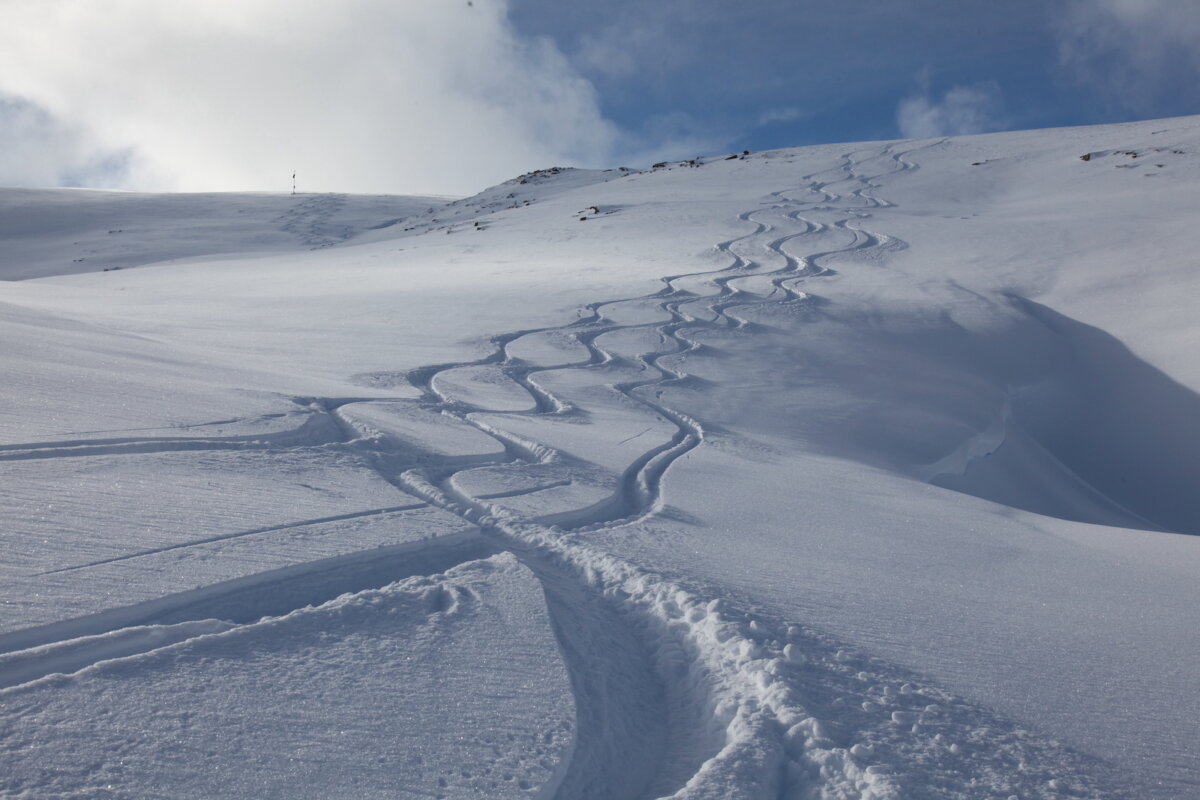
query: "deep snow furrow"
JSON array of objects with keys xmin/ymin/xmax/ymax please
[
  {"xmin": 0, "ymin": 619, "xmax": 236, "ymax": 690},
  {"xmin": 399, "ymin": 481, "xmax": 895, "ymax": 800},
  {"xmin": 661, "ymin": 210, "xmax": 768, "ymax": 297},
  {"xmin": 392, "ymin": 470, "xmax": 712, "ymax": 800},
  {"xmin": 505, "ymin": 364, "xmax": 574, "ymax": 414}
]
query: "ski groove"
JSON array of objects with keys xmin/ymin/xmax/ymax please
[{"xmin": 35, "ymin": 502, "xmax": 430, "ymax": 575}]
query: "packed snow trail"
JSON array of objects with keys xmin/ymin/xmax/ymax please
[{"xmin": 0, "ymin": 142, "xmax": 1134, "ymax": 799}]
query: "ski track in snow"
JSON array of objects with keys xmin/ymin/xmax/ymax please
[{"xmin": 0, "ymin": 143, "xmax": 1124, "ymax": 799}]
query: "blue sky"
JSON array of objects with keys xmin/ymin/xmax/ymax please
[
  {"xmin": 508, "ymin": 0, "xmax": 1200, "ymax": 152},
  {"xmin": 0, "ymin": 0, "xmax": 1197, "ymax": 194}
]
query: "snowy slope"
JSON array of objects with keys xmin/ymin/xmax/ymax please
[
  {"xmin": 1, "ymin": 116, "xmax": 1199, "ymax": 799},
  {"xmin": 0, "ymin": 188, "xmax": 447, "ymax": 280}
]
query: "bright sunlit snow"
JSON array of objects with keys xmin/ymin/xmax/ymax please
[{"xmin": 2, "ymin": 116, "xmax": 1198, "ymax": 799}]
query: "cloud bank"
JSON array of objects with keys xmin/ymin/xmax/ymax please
[
  {"xmin": 1057, "ymin": 0, "xmax": 1200, "ymax": 113},
  {"xmin": 0, "ymin": 0, "xmax": 620, "ymax": 194},
  {"xmin": 0, "ymin": 97, "xmax": 134, "ymax": 189}
]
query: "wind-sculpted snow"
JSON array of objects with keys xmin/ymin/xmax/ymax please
[{"xmin": 2, "ymin": 118, "xmax": 1200, "ymax": 797}]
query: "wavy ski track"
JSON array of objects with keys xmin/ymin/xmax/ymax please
[
  {"xmin": 7, "ymin": 144, "xmax": 949, "ymax": 799},
  {"xmin": 384, "ymin": 144, "xmax": 925, "ymax": 799}
]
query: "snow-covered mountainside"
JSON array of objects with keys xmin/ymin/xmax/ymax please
[
  {"xmin": 0, "ymin": 189, "xmax": 449, "ymax": 280},
  {"xmin": 2, "ymin": 116, "xmax": 1198, "ymax": 799}
]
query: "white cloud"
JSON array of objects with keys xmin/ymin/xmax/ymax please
[
  {"xmin": 0, "ymin": 0, "xmax": 622, "ymax": 194},
  {"xmin": 575, "ymin": 23, "xmax": 660, "ymax": 82},
  {"xmin": 1056, "ymin": 0, "xmax": 1200, "ymax": 112},
  {"xmin": 0, "ymin": 97, "xmax": 134, "ymax": 188},
  {"xmin": 572, "ymin": 7, "xmax": 692, "ymax": 84},
  {"xmin": 896, "ymin": 78, "xmax": 1005, "ymax": 139},
  {"xmin": 756, "ymin": 107, "xmax": 803, "ymax": 127}
]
